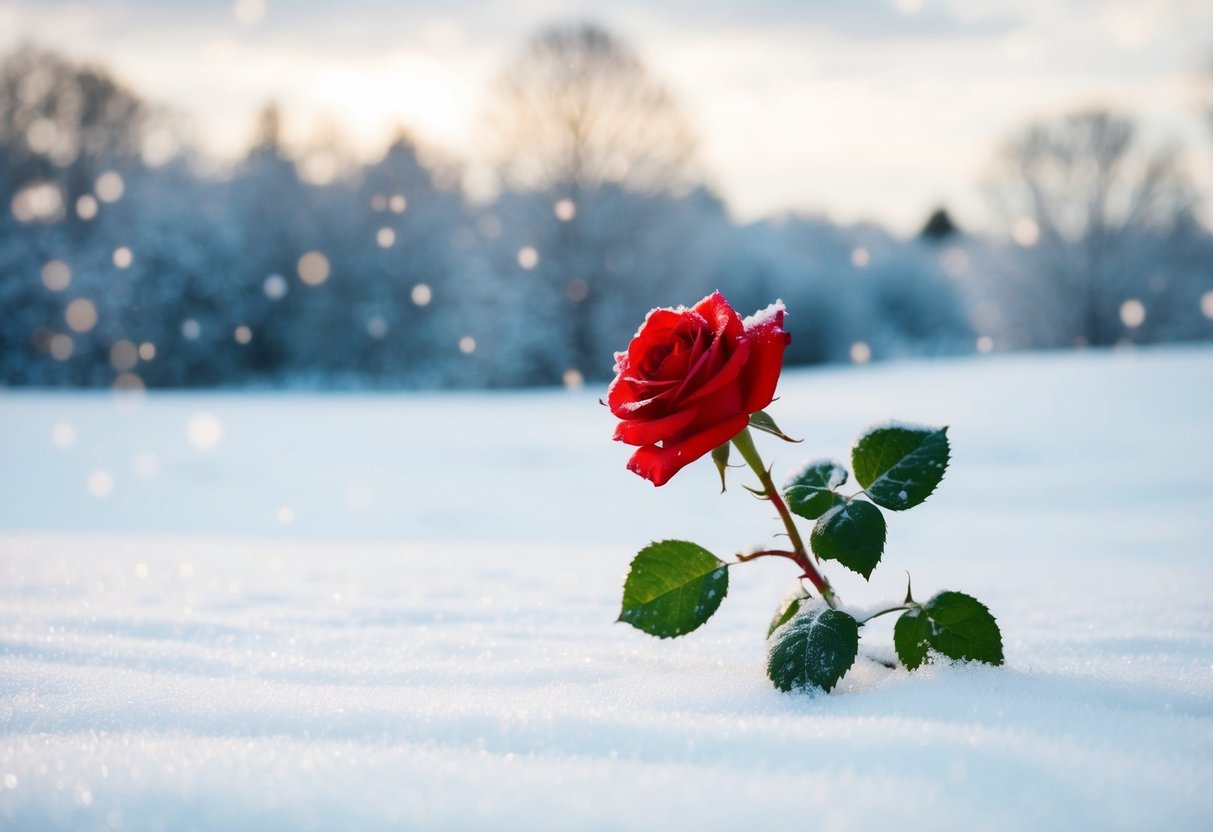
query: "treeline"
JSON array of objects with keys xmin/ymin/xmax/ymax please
[{"xmin": 1, "ymin": 30, "xmax": 1210, "ymax": 390}]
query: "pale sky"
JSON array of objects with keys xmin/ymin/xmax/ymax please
[{"xmin": 2, "ymin": 0, "xmax": 1211, "ymax": 233}]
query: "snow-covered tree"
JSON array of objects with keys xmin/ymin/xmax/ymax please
[
  {"xmin": 984, "ymin": 110, "xmax": 1198, "ymax": 347},
  {"xmin": 483, "ymin": 22, "xmax": 705, "ymax": 381}
]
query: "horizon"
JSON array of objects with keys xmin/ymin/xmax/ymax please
[{"xmin": 1, "ymin": 0, "xmax": 1211, "ymax": 235}]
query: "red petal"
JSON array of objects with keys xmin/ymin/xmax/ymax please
[
  {"xmin": 653, "ymin": 337, "xmax": 695, "ymax": 382},
  {"xmin": 739, "ymin": 307, "xmax": 790, "ymax": 413},
  {"xmin": 625, "ymin": 414, "xmax": 749, "ymax": 487},
  {"xmin": 606, "ymin": 374, "xmax": 646, "ymax": 417},
  {"xmin": 607, "ymin": 374, "xmax": 682, "ymax": 419},
  {"xmin": 692, "ymin": 291, "xmax": 744, "ymax": 340},
  {"xmin": 613, "ymin": 407, "xmax": 698, "ymax": 447},
  {"xmin": 679, "ymin": 336, "xmax": 750, "ymax": 406},
  {"xmin": 626, "ymin": 307, "xmax": 705, "ymax": 377},
  {"xmin": 680, "ymin": 381, "xmax": 744, "ymax": 439}
]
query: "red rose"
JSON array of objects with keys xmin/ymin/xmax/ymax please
[{"xmin": 607, "ymin": 291, "xmax": 791, "ymax": 486}]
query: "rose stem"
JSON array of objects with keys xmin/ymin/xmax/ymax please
[{"xmin": 731, "ymin": 427, "xmax": 838, "ymax": 609}]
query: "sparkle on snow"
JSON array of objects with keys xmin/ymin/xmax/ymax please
[
  {"xmin": 95, "ymin": 171, "xmax": 124, "ymax": 204},
  {"xmin": 75, "ymin": 194, "xmax": 98, "ymax": 220},
  {"xmin": 297, "ymin": 251, "xmax": 331, "ymax": 286},
  {"xmin": 11, "ymin": 182, "xmax": 63, "ymax": 222},
  {"xmin": 186, "ymin": 413, "xmax": 224, "ymax": 451},
  {"xmin": 51, "ymin": 422, "xmax": 75, "ymax": 449},
  {"xmin": 41, "ymin": 260, "xmax": 71, "ymax": 292},
  {"xmin": 517, "ymin": 247, "xmax": 539, "ymax": 270},
  {"xmin": 1013, "ymin": 217, "xmax": 1040, "ymax": 247},
  {"xmin": 263, "ymin": 274, "xmax": 288, "ymax": 300},
  {"xmin": 112, "ymin": 372, "xmax": 145, "ymax": 392},
  {"xmin": 49, "ymin": 334, "xmax": 73, "ymax": 361},
  {"xmin": 1119, "ymin": 299, "xmax": 1146, "ymax": 329},
  {"xmin": 65, "ymin": 299, "xmax": 97, "ymax": 333},
  {"xmin": 366, "ymin": 316, "xmax": 388, "ymax": 339},
  {"xmin": 566, "ymin": 279, "xmax": 589, "ymax": 303},
  {"xmin": 109, "ymin": 340, "xmax": 138, "ymax": 371},
  {"xmin": 87, "ymin": 469, "xmax": 114, "ymax": 498}
]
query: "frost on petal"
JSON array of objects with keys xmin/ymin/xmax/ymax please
[
  {"xmin": 692, "ymin": 291, "xmax": 744, "ymax": 340},
  {"xmin": 743, "ymin": 299, "xmax": 787, "ymax": 331},
  {"xmin": 739, "ymin": 302, "xmax": 791, "ymax": 414}
]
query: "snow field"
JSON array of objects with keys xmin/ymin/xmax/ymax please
[{"xmin": 2, "ymin": 347, "xmax": 1212, "ymax": 829}]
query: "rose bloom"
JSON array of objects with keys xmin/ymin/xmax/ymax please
[{"xmin": 607, "ymin": 291, "xmax": 791, "ymax": 486}]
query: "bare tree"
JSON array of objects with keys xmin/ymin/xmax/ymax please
[
  {"xmin": 984, "ymin": 110, "xmax": 1195, "ymax": 347},
  {"xmin": 0, "ymin": 44, "xmax": 147, "ymax": 210},
  {"xmin": 486, "ymin": 23, "xmax": 698, "ymax": 196},
  {"xmin": 483, "ymin": 23, "xmax": 704, "ymax": 380}
]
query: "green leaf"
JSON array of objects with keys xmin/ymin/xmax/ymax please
[
  {"xmin": 711, "ymin": 442, "xmax": 730, "ymax": 493},
  {"xmin": 851, "ymin": 424, "xmax": 950, "ymax": 511},
  {"xmin": 893, "ymin": 591, "xmax": 1004, "ymax": 670},
  {"xmin": 748, "ymin": 410, "xmax": 800, "ymax": 443},
  {"xmin": 618, "ymin": 540, "xmax": 729, "ymax": 638},
  {"xmin": 767, "ymin": 585, "xmax": 811, "ymax": 638},
  {"xmin": 767, "ymin": 603, "xmax": 860, "ymax": 693},
  {"xmin": 784, "ymin": 460, "xmax": 848, "ymax": 520},
  {"xmin": 810, "ymin": 500, "xmax": 887, "ymax": 579}
]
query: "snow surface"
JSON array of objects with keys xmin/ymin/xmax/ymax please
[{"xmin": 2, "ymin": 347, "xmax": 1212, "ymax": 830}]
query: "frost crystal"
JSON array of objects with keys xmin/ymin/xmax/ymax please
[{"xmin": 743, "ymin": 299, "xmax": 786, "ymax": 329}]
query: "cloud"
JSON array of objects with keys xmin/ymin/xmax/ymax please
[{"xmin": 1, "ymin": 0, "xmax": 1209, "ymax": 231}]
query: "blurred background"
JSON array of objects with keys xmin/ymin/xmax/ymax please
[{"xmin": 1, "ymin": 0, "xmax": 1211, "ymax": 390}]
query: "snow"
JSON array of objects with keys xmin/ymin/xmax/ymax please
[
  {"xmin": 741, "ymin": 298, "xmax": 786, "ymax": 330},
  {"xmin": 2, "ymin": 346, "xmax": 1213, "ymax": 830}
]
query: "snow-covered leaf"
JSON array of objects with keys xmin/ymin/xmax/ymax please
[
  {"xmin": 810, "ymin": 500, "xmax": 886, "ymax": 579},
  {"xmin": 894, "ymin": 591, "xmax": 1004, "ymax": 670},
  {"xmin": 852, "ymin": 424, "xmax": 949, "ymax": 511},
  {"xmin": 784, "ymin": 459, "xmax": 848, "ymax": 520},
  {"xmin": 618, "ymin": 541, "xmax": 728, "ymax": 638},
  {"xmin": 767, "ymin": 603, "xmax": 859, "ymax": 693}
]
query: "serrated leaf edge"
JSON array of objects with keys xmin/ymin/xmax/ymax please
[
  {"xmin": 810, "ymin": 500, "xmax": 887, "ymax": 580},
  {"xmin": 893, "ymin": 591, "xmax": 1003, "ymax": 669},
  {"xmin": 851, "ymin": 425, "xmax": 950, "ymax": 511},
  {"xmin": 767, "ymin": 605, "xmax": 860, "ymax": 693},
  {"xmin": 617, "ymin": 541, "xmax": 730, "ymax": 640}
]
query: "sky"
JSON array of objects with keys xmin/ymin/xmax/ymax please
[{"xmin": 1, "ymin": 0, "xmax": 1211, "ymax": 234}]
